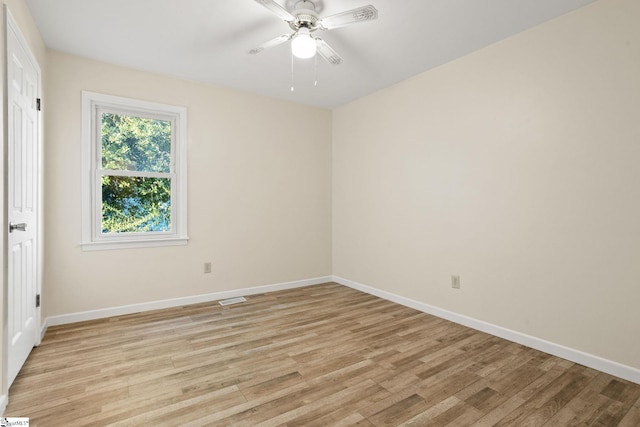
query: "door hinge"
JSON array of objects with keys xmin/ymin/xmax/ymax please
[
  {"xmin": 36, "ymin": 98, "xmax": 41, "ymax": 111},
  {"xmin": 36, "ymin": 294, "xmax": 41, "ymax": 308}
]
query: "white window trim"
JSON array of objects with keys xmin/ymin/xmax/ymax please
[{"xmin": 81, "ymin": 91, "xmax": 188, "ymax": 250}]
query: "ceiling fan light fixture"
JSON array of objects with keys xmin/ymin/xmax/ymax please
[{"xmin": 291, "ymin": 28, "xmax": 316, "ymax": 59}]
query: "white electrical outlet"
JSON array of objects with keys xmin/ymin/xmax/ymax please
[
  {"xmin": 204, "ymin": 262, "xmax": 212, "ymax": 274},
  {"xmin": 451, "ymin": 275, "xmax": 460, "ymax": 289}
]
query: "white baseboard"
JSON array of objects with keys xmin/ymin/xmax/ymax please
[
  {"xmin": 40, "ymin": 274, "xmax": 640, "ymax": 385},
  {"xmin": 0, "ymin": 393, "xmax": 7, "ymax": 416},
  {"xmin": 44, "ymin": 276, "xmax": 332, "ymax": 329},
  {"xmin": 332, "ymin": 276, "xmax": 640, "ymax": 385}
]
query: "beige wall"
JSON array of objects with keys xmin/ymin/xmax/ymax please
[
  {"xmin": 43, "ymin": 51, "xmax": 332, "ymax": 317},
  {"xmin": 1, "ymin": 0, "xmax": 47, "ymax": 403},
  {"xmin": 333, "ymin": 0, "xmax": 640, "ymax": 369}
]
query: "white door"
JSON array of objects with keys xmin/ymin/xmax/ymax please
[{"xmin": 6, "ymin": 9, "xmax": 41, "ymax": 387}]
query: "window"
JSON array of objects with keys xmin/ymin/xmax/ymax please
[{"xmin": 82, "ymin": 92, "xmax": 188, "ymax": 250}]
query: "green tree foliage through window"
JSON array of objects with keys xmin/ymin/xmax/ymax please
[{"xmin": 101, "ymin": 113, "xmax": 172, "ymax": 233}]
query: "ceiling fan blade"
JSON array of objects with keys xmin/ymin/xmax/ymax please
[
  {"xmin": 247, "ymin": 33, "xmax": 293, "ymax": 54},
  {"xmin": 317, "ymin": 5, "xmax": 378, "ymax": 30},
  {"xmin": 315, "ymin": 38, "xmax": 343, "ymax": 65},
  {"xmin": 253, "ymin": 0, "xmax": 295, "ymax": 22}
]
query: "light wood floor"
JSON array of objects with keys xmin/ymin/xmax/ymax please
[{"xmin": 5, "ymin": 283, "xmax": 640, "ymax": 426}]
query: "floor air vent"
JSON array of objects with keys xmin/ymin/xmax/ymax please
[{"xmin": 218, "ymin": 296, "xmax": 247, "ymax": 306}]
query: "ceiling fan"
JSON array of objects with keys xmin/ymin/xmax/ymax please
[{"xmin": 248, "ymin": 0, "xmax": 378, "ymax": 65}]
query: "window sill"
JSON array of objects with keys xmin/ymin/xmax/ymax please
[{"xmin": 81, "ymin": 237, "xmax": 189, "ymax": 251}]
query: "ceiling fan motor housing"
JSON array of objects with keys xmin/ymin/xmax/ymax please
[{"xmin": 290, "ymin": 0, "xmax": 319, "ymax": 31}]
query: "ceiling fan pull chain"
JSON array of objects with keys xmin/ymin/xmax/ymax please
[
  {"xmin": 314, "ymin": 53, "xmax": 318, "ymax": 87},
  {"xmin": 290, "ymin": 50, "xmax": 295, "ymax": 92}
]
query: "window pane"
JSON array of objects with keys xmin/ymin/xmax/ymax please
[
  {"xmin": 101, "ymin": 113, "xmax": 171, "ymax": 173},
  {"xmin": 101, "ymin": 176, "xmax": 171, "ymax": 233}
]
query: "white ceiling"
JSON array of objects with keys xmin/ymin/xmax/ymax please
[{"xmin": 26, "ymin": 0, "xmax": 597, "ymax": 109}]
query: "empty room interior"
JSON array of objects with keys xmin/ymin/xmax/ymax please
[{"xmin": 1, "ymin": 0, "xmax": 639, "ymax": 425}]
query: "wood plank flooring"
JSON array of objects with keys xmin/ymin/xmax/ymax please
[{"xmin": 5, "ymin": 282, "xmax": 640, "ymax": 426}]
